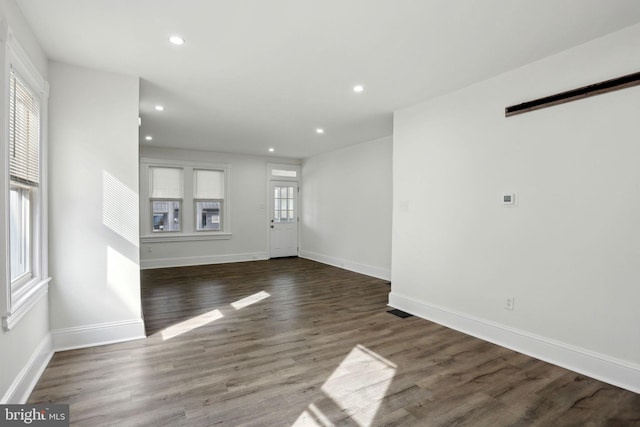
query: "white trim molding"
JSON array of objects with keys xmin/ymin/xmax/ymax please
[
  {"xmin": 51, "ymin": 319, "xmax": 146, "ymax": 352},
  {"xmin": 299, "ymin": 250, "xmax": 391, "ymax": 281},
  {"xmin": 2, "ymin": 278, "xmax": 50, "ymax": 330},
  {"xmin": 1, "ymin": 332, "xmax": 53, "ymax": 404},
  {"xmin": 388, "ymin": 292, "xmax": 640, "ymax": 394},
  {"xmin": 141, "ymin": 251, "xmax": 269, "ymax": 270},
  {"xmin": 140, "ymin": 232, "xmax": 232, "ymax": 243}
]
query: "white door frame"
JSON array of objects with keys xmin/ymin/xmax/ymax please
[{"xmin": 266, "ymin": 163, "xmax": 301, "ymax": 258}]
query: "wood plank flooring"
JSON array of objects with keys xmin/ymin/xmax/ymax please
[{"xmin": 29, "ymin": 258, "xmax": 640, "ymax": 426}]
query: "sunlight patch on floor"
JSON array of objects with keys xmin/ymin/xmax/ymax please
[
  {"xmin": 157, "ymin": 290, "xmax": 270, "ymax": 341},
  {"xmin": 160, "ymin": 309, "xmax": 223, "ymax": 340},
  {"xmin": 293, "ymin": 344, "xmax": 397, "ymax": 426},
  {"xmin": 292, "ymin": 411, "xmax": 322, "ymax": 426},
  {"xmin": 231, "ymin": 291, "xmax": 271, "ymax": 310}
]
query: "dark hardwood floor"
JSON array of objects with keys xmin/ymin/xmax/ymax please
[{"xmin": 29, "ymin": 258, "xmax": 640, "ymax": 426}]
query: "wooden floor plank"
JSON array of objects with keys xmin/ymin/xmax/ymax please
[{"xmin": 29, "ymin": 258, "xmax": 640, "ymax": 426}]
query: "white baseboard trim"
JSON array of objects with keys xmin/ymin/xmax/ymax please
[
  {"xmin": 52, "ymin": 319, "xmax": 146, "ymax": 352},
  {"xmin": 388, "ymin": 292, "xmax": 640, "ymax": 394},
  {"xmin": 299, "ymin": 250, "xmax": 391, "ymax": 281},
  {"xmin": 140, "ymin": 252, "xmax": 270, "ymax": 270},
  {"xmin": 2, "ymin": 333, "xmax": 53, "ymax": 404}
]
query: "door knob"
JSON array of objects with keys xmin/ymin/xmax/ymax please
[{"xmin": 270, "ymin": 225, "xmax": 274, "ymax": 228}]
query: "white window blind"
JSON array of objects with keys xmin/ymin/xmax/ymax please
[
  {"xmin": 150, "ymin": 167, "xmax": 182, "ymax": 198},
  {"xmin": 9, "ymin": 69, "xmax": 40, "ymax": 186},
  {"xmin": 194, "ymin": 169, "xmax": 224, "ymax": 199}
]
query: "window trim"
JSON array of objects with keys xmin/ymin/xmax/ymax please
[
  {"xmin": 140, "ymin": 157, "xmax": 232, "ymax": 241},
  {"xmin": 1, "ymin": 27, "xmax": 50, "ymax": 330},
  {"xmin": 140, "ymin": 232, "xmax": 232, "ymax": 243}
]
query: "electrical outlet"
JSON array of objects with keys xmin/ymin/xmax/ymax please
[{"xmin": 504, "ymin": 297, "xmax": 515, "ymax": 311}]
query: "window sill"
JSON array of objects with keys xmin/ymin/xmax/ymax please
[
  {"xmin": 2, "ymin": 277, "xmax": 51, "ymax": 331},
  {"xmin": 140, "ymin": 233, "xmax": 232, "ymax": 243}
]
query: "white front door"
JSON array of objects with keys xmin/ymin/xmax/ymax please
[{"xmin": 269, "ymin": 180, "xmax": 298, "ymax": 258}]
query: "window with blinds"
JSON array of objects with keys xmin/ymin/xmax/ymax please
[
  {"xmin": 9, "ymin": 69, "xmax": 40, "ymax": 187},
  {"xmin": 3, "ymin": 31, "xmax": 51, "ymax": 328},
  {"xmin": 150, "ymin": 167, "xmax": 182, "ymax": 232},
  {"xmin": 194, "ymin": 169, "xmax": 224, "ymax": 231},
  {"xmin": 8, "ymin": 69, "xmax": 41, "ymax": 285}
]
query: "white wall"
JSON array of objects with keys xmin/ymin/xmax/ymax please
[
  {"xmin": 0, "ymin": 0, "xmax": 46, "ymax": 77},
  {"xmin": 48, "ymin": 61, "xmax": 145, "ymax": 350},
  {"xmin": 301, "ymin": 137, "xmax": 392, "ymax": 280},
  {"xmin": 0, "ymin": 0, "xmax": 51, "ymax": 403},
  {"xmin": 139, "ymin": 146, "xmax": 300, "ymax": 269},
  {"xmin": 391, "ymin": 24, "xmax": 640, "ymax": 392}
]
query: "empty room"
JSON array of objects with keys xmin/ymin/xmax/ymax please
[{"xmin": 1, "ymin": 0, "xmax": 640, "ymax": 425}]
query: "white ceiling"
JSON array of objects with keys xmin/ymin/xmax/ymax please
[{"xmin": 15, "ymin": 0, "xmax": 640, "ymax": 159}]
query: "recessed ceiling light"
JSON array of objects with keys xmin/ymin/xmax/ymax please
[
  {"xmin": 353, "ymin": 85, "xmax": 364, "ymax": 93},
  {"xmin": 268, "ymin": 148, "xmax": 275, "ymax": 152},
  {"xmin": 316, "ymin": 128, "xmax": 324, "ymax": 134},
  {"xmin": 145, "ymin": 135, "xmax": 153, "ymax": 141},
  {"xmin": 154, "ymin": 105, "xmax": 164, "ymax": 111},
  {"xmin": 169, "ymin": 35, "xmax": 185, "ymax": 46}
]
